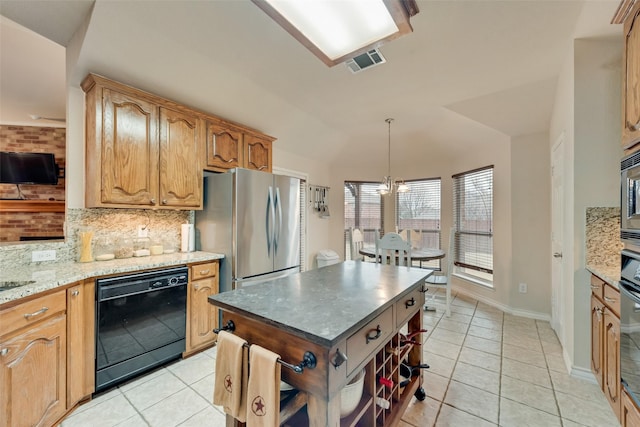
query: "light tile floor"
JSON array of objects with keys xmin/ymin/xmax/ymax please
[{"xmin": 60, "ymin": 290, "xmax": 620, "ymax": 427}]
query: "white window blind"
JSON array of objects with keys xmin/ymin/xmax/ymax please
[
  {"xmin": 344, "ymin": 181, "xmax": 384, "ymax": 259},
  {"xmin": 453, "ymin": 166, "xmax": 493, "ymax": 276},
  {"xmin": 395, "ymin": 178, "xmax": 441, "ymax": 269}
]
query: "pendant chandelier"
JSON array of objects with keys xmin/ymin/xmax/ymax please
[{"xmin": 378, "ymin": 118, "xmax": 409, "ymax": 195}]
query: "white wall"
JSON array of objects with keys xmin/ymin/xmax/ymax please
[
  {"xmin": 549, "ymin": 37, "xmax": 622, "ymax": 374},
  {"xmin": 572, "ymin": 38, "xmax": 622, "ymax": 371},
  {"xmin": 510, "ymin": 132, "xmax": 551, "ymax": 316}
]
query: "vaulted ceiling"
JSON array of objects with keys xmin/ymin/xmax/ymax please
[{"xmin": 0, "ymin": 0, "xmax": 622, "ymax": 165}]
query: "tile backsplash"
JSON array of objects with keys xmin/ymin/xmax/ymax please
[
  {"xmin": 585, "ymin": 207, "xmax": 622, "ymax": 268},
  {"xmin": 0, "ymin": 208, "xmax": 193, "ymax": 270}
]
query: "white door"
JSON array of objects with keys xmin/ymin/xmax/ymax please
[{"xmin": 551, "ymin": 133, "xmax": 565, "ymax": 341}]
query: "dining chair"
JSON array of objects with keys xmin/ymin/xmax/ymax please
[
  {"xmin": 424, "ymin": 228, "xmax": 454, "ymax": 317},
  {"xmin": 375, "ymin": 230, "xmax": 412, "ymax": 266},
  {"xmin": 399, "ymin": 229, "xmax": 424, "ymax": 267},
  {"xmin": 350, "ymin": 227, "xmax": 365, "ymax": 261}
]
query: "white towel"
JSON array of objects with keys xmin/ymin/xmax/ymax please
[
  {"xmin": 213, "ymin": 331, "xmax": 248, "ymax": 422},
  {"xmin": 246, "ymin": 345, "xmax": 281, "ymax": 427}
]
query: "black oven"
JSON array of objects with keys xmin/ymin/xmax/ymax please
[
  {"xmin": 95, "ymin": 266, "xmax": 188, "ymax": 392},
  {"xmin": 619, "ymin": 250, "xmax": 640, "ymax": 408}
]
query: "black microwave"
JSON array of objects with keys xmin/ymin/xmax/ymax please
[{"xmin": 621, "ymin": 151, "xmax": 640, "ymax": 245}]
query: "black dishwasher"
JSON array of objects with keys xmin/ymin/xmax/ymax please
[{"xmin": 95, "ymin": 266, "xmax": 188, "ymax": 392}]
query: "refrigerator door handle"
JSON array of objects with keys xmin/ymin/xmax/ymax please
[
  {"xmin": 275, "ymin": 187, "xmax": 282, "ymax": 254},
  {"xmin": 266, "ymin": 186, "xmax": 274, "ymax": 256}
]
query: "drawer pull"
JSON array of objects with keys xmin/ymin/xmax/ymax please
[
  {"xmin": 405, "ymin": 297, "xmax": 416, "ymax": 308},
  {"xmin": 24, "ymin": 307, "xmax": 48, "ymax": 319},
  {"xmin": 331, "ymin": 348, "xmax": 348, "ymax": 369},
  {"xmin": 366, "ymin": 325, "xmax": 382, "ymax": 344},
  {"xmin": 590, "ymin": 285, "xmax": 600, "ymax": 290},
  {"xmin": 627, "ymin": 120, "xmax": 640, "ymax": 132},
  {"xmin": 72, "ymin": 290, "xmax": 80, "ymax": 296},
  {"xmin": 0, "ymin": 348, "xmax": 8, "ymax": 356},
  {"xmin": 604, "ymin": 296, "xmax": 616, "ymax": 303},
  {"xmin": 199, "ymin": 269, "xmax": 210, "ymax": 276}
]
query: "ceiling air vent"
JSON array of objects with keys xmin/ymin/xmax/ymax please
[{"xmin": 345, "ymin": 48, "xmax": 386, "ymax": 73}]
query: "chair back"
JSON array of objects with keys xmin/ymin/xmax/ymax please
[
  {"xmin": 375, "ymin": 231, "xmax": 412, "ymax": 266},
  {"xmin": 350, "ymin": 227, "xmax": 365, "ymax": 261}
]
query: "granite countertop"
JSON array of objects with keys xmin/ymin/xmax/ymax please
[
  {"xmin": 586, "ymin": 263, "xmax": 620, "ymax": 289},
  {"xmin": 209, "ymin": 260, "xmax": 431, "ymax": 348},
  {"xmin": 0, "ymin": 251, "xmax": 224, "ymax": 304}
]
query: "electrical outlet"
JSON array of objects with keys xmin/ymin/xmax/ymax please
[
  {"xmin": 32, "ymin": 250, "xmax": 56, "ymax": 262},
  {"xmin": 137, "ymin": 225, "xmax": 148, "ymax": 238},
  {"xmin": 519, "ymin": 283, "xmax": 528, "ymax": 293}
]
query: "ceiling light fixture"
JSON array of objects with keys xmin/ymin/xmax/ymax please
[
  {"xmin": 251, "ymin": 0, "xmax": 419, "ymax": 67},
  {"xmin": 379, "ymin": 118, "xmax": 409, "ymax": 196}
]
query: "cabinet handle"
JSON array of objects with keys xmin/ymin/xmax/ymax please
[
  {"xmin": 366, "ymin": 325, "xmax": 382, "ymax": 344},
  {"xmin": 72, "ymin": 290, "xmax": 80, "ymax": 296},
  {"xmin": 194, "ymin": 284, "xmax": 199, "ymax": 290},
  {"xmin": 0, "ymin": 348, "xmax": 8, "ymax": 356},
  {"xmin": 162, "ymin": 199, "xmax": 167, "ymax": 205},
  {"xmin": 590, "ymin": 285, "xmax": 600, "ymax": 290},
  {"xmin": 604, "ymin": 296, "xmax": 616, "ymax": 303},
  {"xmin": 24, "ymin": 307, "xmax": 48, "ymax": 319},
  {"xmin": 627, "ymin": 120, "xmax": 640, "ymax": 132},
  {"xmin": 596, "ymin": 307, "xmax": 603, "ymax": 320},
  {"xmin": 405, "ymin": 297, "xmax": 416, "ymax": 308},
  {"xmin": 150, "ymin": 198, "xmax": 156, "ymax": 204},
  {"xmin": 199, "ymin": 269, "xmax": 210, "ymax": 276}
]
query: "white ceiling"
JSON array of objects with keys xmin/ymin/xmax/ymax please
[{"xmin": 0, "ymin": 0, "xmax": 623, "ymax": 164}]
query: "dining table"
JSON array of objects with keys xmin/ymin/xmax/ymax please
[{"xmin": 359, "ymin": 246, "xmax": 445, "ymax": 262}]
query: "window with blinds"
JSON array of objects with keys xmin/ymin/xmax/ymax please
[
  {"xmin": 395, "ymin": 178, "xmax": 441, "ymax": 269},
  {"xmin": 344, "ymin": 181, "xmax": 384, "ymax": 260},
  {"xmin": 452, "ymin": 166, "xmax": 493, "ymax": 283}
]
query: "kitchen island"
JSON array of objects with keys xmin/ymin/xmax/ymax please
[{"xmin": 208, "ymin": 260, "xmax": 431, "ymax": 427}]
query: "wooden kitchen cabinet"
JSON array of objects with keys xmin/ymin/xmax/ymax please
[
  {"xmin": 159, "ymin": 107, "xmax": 203, "ymax": 208},
  {"xmin": 590, "ymin": 273, "xmax": 622, "ymax": 420},
  {"xmin": 0, "ymin": 289, "xmax": 67, "ymax": 427},
  {"xmin": 67, "ymin": 280, "xmax": 95, "ymax": 408},
  {"xmin": 205, "ymin": 121, "xmax": 244, "ymax": 170},
  {"xmin": 204, "ymin": 120, "xmax": 274, "ymax": 173},
  {"xmin": 622, "ymin": 388, "xmax": 640, "ymax": 427},
  {"xmin": 621, "ymin": 0, "xmax": 640, "ymax": 151},
  {"xmin": 591, "ymin": 294, "xmax": 605, "ymax": 389},
  {"xmin": 244, "ymin": 133, "xmax": 273, "ymax": 172},
  {"xmin": 186, "ymin": 261, "xmax": 219, "ymax": 355},
  {"xmin": 604, "ymin": 308, "xmax": 622, "ymax": 419},
  {"xmin": 82, "ymin": 73, "xmax": 203, "ymax": 210}
]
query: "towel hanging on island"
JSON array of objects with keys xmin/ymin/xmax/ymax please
[
  {"xmin": 246, "ymin": 345, "xmax": 281, "ymax": 427},
  {"xmin": 213, "ymin": 331, "xmax": 248, "ymax": 422}
]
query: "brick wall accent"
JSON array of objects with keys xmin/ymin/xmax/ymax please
[{"xmin": 0, "ymin": 125, "xmax": 65, "ymax": 241}]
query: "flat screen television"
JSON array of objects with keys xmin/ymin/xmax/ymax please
[{"xmin": 0, "ymin": 151, "xmax": 59, "ymax": 185}]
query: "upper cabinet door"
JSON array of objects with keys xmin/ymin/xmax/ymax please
[
  {"xmin": 102, "ymin": 89, "xmax": 159, "ymax": 205},
  {"xmin": 244, "ymin": 134, "xmax": 273, "ymax": 173},
  {"xmin": 206, "ymin": 122, "xmax": 244, "ymax": 170},
  {"xmin": 624, "ymin": 3, "xmax": 640, "ymax": 150},
  {"xmin": 159, "ymin": 108, "xmax": 203, "ymax": 208}
]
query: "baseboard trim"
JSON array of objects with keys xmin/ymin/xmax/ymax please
[{"xmin": 452, "ymin": 286, "xmax": 551, "ymax": 321}]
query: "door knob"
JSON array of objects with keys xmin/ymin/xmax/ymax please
[{"xmin": 553, "ymin": 252, "xmax": 563, "ymax": 258}]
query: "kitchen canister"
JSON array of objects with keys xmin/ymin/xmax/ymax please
[{"xmin": 78, "ymin": 226, "xmax": 94, "ymax": 262}]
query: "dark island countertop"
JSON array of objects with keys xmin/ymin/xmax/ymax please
[{"xmin": 208, "ymin": 260, "xmax": 432, "ymax": 348}]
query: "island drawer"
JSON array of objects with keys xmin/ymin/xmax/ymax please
[
  {"xmin": 346, "ymin": 306, "xmax": 394, "ymax": 374},
  {"xmin": 395, "ymin": 286, "xmax": 425, "ymax": 328},
  {"xmin": 190, "ymin": 261, "xmax": 218, "ymax": 280},
  {"xmin": 0, "ymin": 289, "xmax": 66, "ymax": 336}
]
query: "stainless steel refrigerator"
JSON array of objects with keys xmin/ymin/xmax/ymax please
[{"xmin": 195, "ymin": 168, "xmax": 301, "ymax": 292}]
